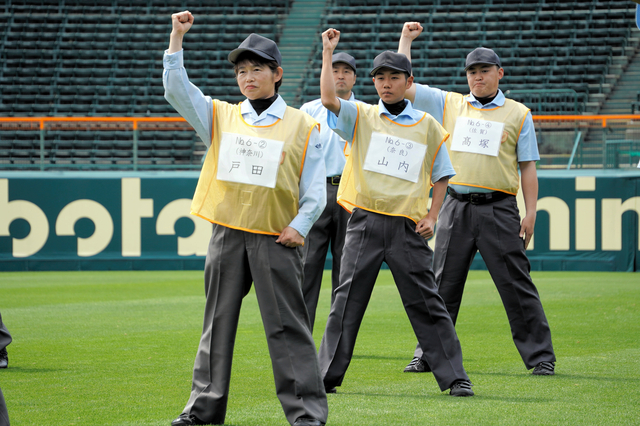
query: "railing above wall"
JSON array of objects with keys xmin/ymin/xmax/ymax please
[{"xmin": 1, "ymin": 115, "xmax": 639, "ymax": 171}]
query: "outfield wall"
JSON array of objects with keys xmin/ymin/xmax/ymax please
[{"xmin": 1, "ymin": 170, "xmax": 639, "ymax": 272}]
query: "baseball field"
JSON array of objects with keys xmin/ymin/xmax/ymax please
[{"xmin": 0, "ymin": 270, "xmax": 638, "ymax": 425}]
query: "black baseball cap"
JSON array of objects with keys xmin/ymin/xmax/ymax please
[
  {"xmin": 228, "ymin": 33, "xmax": 282, "ymax": 65},
  {"xmin": 369, "ymin": 51, "xmax": 412, "ymax": 77},
  {"xmin": 332, "ymin": 52, "xmax": 357, "ymax": 72},
  {"xmin": 464, "ymin": 47, "xmax": 501, "ymax": 71}
]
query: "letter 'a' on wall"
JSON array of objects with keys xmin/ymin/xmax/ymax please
[
  {"xmin": 55, "ymin": 200, "xmax": 114, "ymax": 257},
  {"xmin": 156, "ymin": 199, "xmax": 211, "ymax": 256},
  {"xmin": 0, "ymin": 178, "xmax": 49, "ymax": 257}
]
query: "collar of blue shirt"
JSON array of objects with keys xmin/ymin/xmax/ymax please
[
  {"xmin": 465, "ymin": 89, "xmax": 506, "ymax": 108},
  {"xmin": 241, "ymin": 94, "xmax": 287, "ymax": 120}
]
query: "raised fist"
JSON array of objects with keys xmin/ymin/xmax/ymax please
[{"xmin": 171, "ymin": 10, "xmax": 194, "ymax": 35}]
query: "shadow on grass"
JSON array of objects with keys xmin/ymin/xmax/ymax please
[
  {"xmin": 468, "ymin": 371, "xmax": 640, "ymax": 383},
  {"xmin": 351, "ymin": 354, "xmax": 411, "ymax": 361},
  {"xmin": 0, "ymin": 366, "xmax": 59, "ymax": 373},
  {"xmin": 331, "ymin": 390, "xmax": 553, "ymax": 403}
]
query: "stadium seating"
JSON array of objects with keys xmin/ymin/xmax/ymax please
[
  {"xmin": 299, "ymin": 0, "xmax": 638, "ymax": 111},
  {"xmin": 0, "ymin": 0, "xmax": 638, "ymax": 169},
  {"xmin": 0, "ymin": 0, "xmax": 292, "ymax": 169}
]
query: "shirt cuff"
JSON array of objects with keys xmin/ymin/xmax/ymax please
[
  {"xmin": 288, "ymin": 216, "xmax": 312, "ymax": 239},
  {"xmin": 163, "ymin": 49, "xmax": 184, "ymax": 69}
]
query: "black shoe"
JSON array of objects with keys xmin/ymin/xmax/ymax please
[
  {"xmin": 171, "ymin": 414, "xmax": 209, "ymax": 426},
  {"xmin": 325, "ymin": 387, "xmax": 336, "ymax": 394},
  {"xmin": 0, "ymin": 348, "xmax": 7, "ymax": 369},
  {"xmin": 449, "ymin": 380, "xmax": 474, "ymax": 397},
  {"xmin": 293, "ymin": 418, "xmax": 325, "ymax": 426},
  {"xmin": 403, "ymin": 357, "xmax": 431, "ymax": 373},
  {"xmin": 532, "ymin": 361, "xmax": 555, "ymax": 376}
]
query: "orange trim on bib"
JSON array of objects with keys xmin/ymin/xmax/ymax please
[
  {"xmin": 337, "ymin": 200, "xmax": 419, "ymax": 224},
  {"xmin": 381, "ymin": 112, "xmax": 427, "ymax": 127},
  {"xmin": 191, "ymin": 211, "xmax": 282, "ymax": 236}
]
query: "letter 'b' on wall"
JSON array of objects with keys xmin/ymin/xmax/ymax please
[{"xmin": 0, "ymin": 178, "xmax": 49, "ymax": 257}]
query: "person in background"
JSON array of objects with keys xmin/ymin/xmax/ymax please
[{"xmin": 300, "ymin": 52, "xmax": 360, "ymax": 331}]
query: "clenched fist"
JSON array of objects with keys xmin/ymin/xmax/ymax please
[{"xmin": 171, "ymin": 10, "xmax": 194, "ymax": 35}]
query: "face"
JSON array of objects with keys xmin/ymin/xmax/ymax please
[
  {"xmin": 235, "ymin": 59, "xmax": 283, "ymax": 100},
  {"xmin": 332, "ymin": 63, "xmax": 356, "ymax": 98},
  {"xmin": 372, "ymin": 68, "xmax": 413, "ymax": 104},
  {"xmin": 466, "ymin": 64, "xmax": 503, "ymax": 98}
]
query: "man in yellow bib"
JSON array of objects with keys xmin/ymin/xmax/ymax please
[
  {"xmin": 316, "ymin": 28, "xmax": 473, "ymax": 397},
  {"xmin": 398, "ymin": 22, "xmax": 556, "ymax": 377},
  {"xmin": 163, "ymin": 11, "xmax": 328, "ymax": 426}
]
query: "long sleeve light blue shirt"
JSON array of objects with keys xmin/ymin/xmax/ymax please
[
  {"xmin": 300, "ymin": 94, "xmax": 359, "ymax": 178},
  {"xmin": 413, "ymin": 83, "xmax": 539, "ymax": 193},
  {"xmin": 163, "ymin": 49, "xmax": 326, "ymax": 237},
  {"xmin": 328, "ymin": 98, "xmax": 456, "ymax": 183}
]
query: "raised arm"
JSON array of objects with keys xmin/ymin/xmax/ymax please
[
  {"xmin": 168, "ymin": 10, "xmax": 194, "ymax": 53},
  {"xmin": 397, "ymin": 22, "xmax": 423, "ymax": 103},
  {"xmin": 320, "ymin": 28, "xmax": 342, "ymax": 116}
]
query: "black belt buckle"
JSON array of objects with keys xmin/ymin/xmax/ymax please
[
  {"xmin": 469, "ymin": 193, "xmax": 484, "ymax": 205},
  {"xmin": 329, "ymin": 176, "xmax": 341, "ymax": 185}
]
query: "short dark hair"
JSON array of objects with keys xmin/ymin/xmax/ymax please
[
  {"xmin": 233, "ymin": 51, "xmax": 282, "ymax": 93},
  {"xmin": 373, "ymin": 68, "xmax": 411, "ymax": 80}
]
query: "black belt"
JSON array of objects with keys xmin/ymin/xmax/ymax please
[
  {"xmin": 327, "ymin": 175, "xmax": 341, "ymax": 185},
  {"xmin": 447, "ymin": 187, "xmax": 511, "ymax": 205}
]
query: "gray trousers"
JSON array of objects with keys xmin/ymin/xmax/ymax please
[
  {"xmin": 0, "ymin": 312, "xmax": 10, "ymax": 351},
  {"xmin": 302, "ymin": 181, "xmax": 351, "ymax": 331},
  {"xmin": 318, "ymin": 209, "xmax": 469, "ymax": 392},
  {"xmin": 414, "ymin": 194, "xmax": 556, "ymax": 369},
  {"xmin": 0, "ymin": 387, "xmax": 8, "ymax": 426},
  {"xmin": 182, "ymin": 225, "xmax": 328, "ymax": 425}
]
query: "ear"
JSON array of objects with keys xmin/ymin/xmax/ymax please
[
  {"xmin": 406, "ymin": 75, "xmax": 414, "ymax": 89},
  {"xmin": 371, "ymin": 77, "xmax": 376, "ymax": 84},
  {"xmin": 274, "ymin": 66, "xmax": 284, "ymax": 83},
  {"xmin": 498, "ymin": 67, "xmax": 504, "ymax": 79}
]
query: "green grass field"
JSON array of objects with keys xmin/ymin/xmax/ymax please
[{"xmin": 0, "ymin": 270, "xmax": 638, "ymax": 425}]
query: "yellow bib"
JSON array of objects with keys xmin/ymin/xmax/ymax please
[
  {"xmin": 337, "ymin": 103, "xmax": 449, "ymax": 223},
  {"xmin": 191, "ymin": 100, "xmax": 319, "ymax": 235},
  {"xmin": 443, "ymin": 93, "xmax": 529, "ymax": 195}
]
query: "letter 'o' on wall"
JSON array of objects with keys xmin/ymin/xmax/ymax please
[{"xmin": 56, "ymin": 200, "xmax": 114, "ymax": 257}]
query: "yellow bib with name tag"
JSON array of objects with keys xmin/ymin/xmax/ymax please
[
  {"xmin": 338, "ymin": 103, "xmax": 449, "ymax": 223},
  {"xmin": 191, "ymin": 100, "xmax": 318, "ymax": 235},
  {"xmin": 443, "ymin": 93, "xmax": 529, "ymax": 195}
]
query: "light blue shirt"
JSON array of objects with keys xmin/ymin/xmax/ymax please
[
  {"xmin": 413, "ymin": 83, "xmax": 539, "ymax": 193},
  {"xmin": 162, "ymin": 49, "xmax": 326, "ymax": 237},
  {"xmin": 300, "ymin": 94, "xmax": 359, "ymax": 178},
  {"xmin": 328, "ymin": 98, "xmax": 456, "ymax": 183}
]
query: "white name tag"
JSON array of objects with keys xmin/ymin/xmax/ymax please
[
  {"xmin": 363, "ymin": 132, "xmax": 426, "ymax": 183},
  {"xmin": 450, "ymin": 117, "xmax": 504, "ymax": 157},
  {"xmin": 216, "ymin": 132, "xmax": 284, "ymax": 189}
]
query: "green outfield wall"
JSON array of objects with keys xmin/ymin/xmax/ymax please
[{"xmin": 1, "ymin": 170, "xmax": 639, "ymax": 272}]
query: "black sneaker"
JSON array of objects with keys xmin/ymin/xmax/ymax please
[
  {"xmin": 403, "ymin": 357, "xmax": 431, "ymax": 373},
  {"xmin": 0, "ymin": 348, "xmax": 7, "ymax": 369},
  {"xmin": 449, "ymin": 380, "xmax": 474, "ymax": 396},
  {"xmin": 532, "ymin": 361, "xmax": 555, "ymax": 376},
  {"xmin": 170, "ymin": 414, "xmax": 208, "ymax": 426}
]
